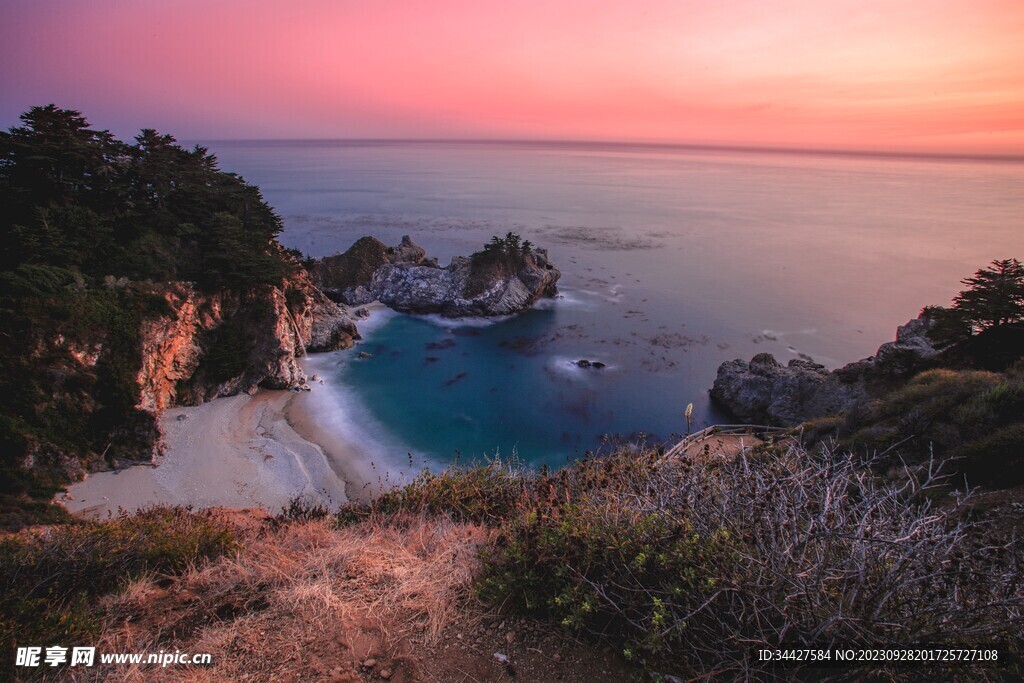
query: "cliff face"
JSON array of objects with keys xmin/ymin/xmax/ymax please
[
  {"xmin": 313, "ymin": 235, "xmax": 561, "ymax": 317},
  {"xmin": 5, "ymin": 269, "xmax": 358, "ymax": 494},
  {"xmin": 137, "ymin": 271, "xmax": 358, "ymax": 413},
  {"xmin": 710, "ymin": 314, "xmax": 940, "ymax": 426}
]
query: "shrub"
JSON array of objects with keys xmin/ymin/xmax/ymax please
[
  {"xmin": 475, "ymin": 446, "xmax": 1023, "ymax": 677},
  {"xmin": 843, "ymin": 368, "xmax": 1024, "ymax": 486},
  {"xmin": 480, "ymin": 494, "xmax": 729, "ymax": 654},
  {"xmin": 355, "ymin": 459, "xmax": 528, "ymax": 525},
  {"xmin": 276, "ymin": 496, "xmax": 332, "ymax": 524},
  {"xmin": 954, "ymin": 423, "xmax": 1024, "ymax": 487}
]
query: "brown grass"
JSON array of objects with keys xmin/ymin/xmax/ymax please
[{"xmin": 83, "ymin": 513, "xmax": 492, "ymax": 682}]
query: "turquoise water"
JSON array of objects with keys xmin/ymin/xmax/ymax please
[
  {"xmin": 337, "ymin": 307, "xmax": 707, "ymax": 467},
  {"xmin": 204, "ymin": 141, "xmax": 1024, "ymax": 468}
]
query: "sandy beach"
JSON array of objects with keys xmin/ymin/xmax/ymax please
[
  {"xmin": 60, "ymin": 302, "xmax": 400, "ymax": 519},
  {"xmin": 61, "ymin": 380, "xmax": 360, "ymax": 519}
]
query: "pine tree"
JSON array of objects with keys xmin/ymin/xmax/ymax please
[{"xmin": 951, "ymin": 258, "xmax": 1024, "ymax": 333}]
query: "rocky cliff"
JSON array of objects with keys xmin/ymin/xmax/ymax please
[
  {"xmin": 313, "ymin": 235, "xmax": 561, "ymax": 317},
  {"xmin": 136, "ymin": 270, "xmax": 358, "ymax": 413},
  {"xmin": 710, "ymin": 314, "xmax": 941, "ymax": 426},
  {"xmin": 18, "ymin": 270, "xmax": 359, "ymax": 484}
]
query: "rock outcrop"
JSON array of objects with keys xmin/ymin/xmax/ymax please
[
  {"xmin": 313, "ymin": 235, "xmax": 560, "ymax": 317},
  {"xmin": 137, "ymin": 271, "xmax": 358, "ymax": 414},
  {"xmin": 710, "ymin": 314, "xmax": 940, "ymax": 426},
  {"xmin": 710, "ymin": 354, "xmax": 864, "ymax": 425},
  {"xmin": 18, "ymin": 268, "xmax": 358, "ymax": 481}
]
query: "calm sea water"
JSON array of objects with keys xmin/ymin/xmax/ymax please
[{"xmin": 204, "ymin": 140, "xmax": 1024, "ymax": 470}]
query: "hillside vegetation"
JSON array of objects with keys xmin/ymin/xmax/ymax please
[
  {"xmin": 813, "ymin": 258, "xmax": 1024, "ymax": 487},
  {"xmin": 3, "ymin": 443, "xmax": 1021, "ymax": 681},
  {"xmin": 0, "ymin": 106, "xmax": 301, "ymax": 524},
  {"xmin": 2, "ymin": 107, "xmax": 1022, "ymax": 680}
]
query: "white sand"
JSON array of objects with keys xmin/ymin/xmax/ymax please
[
  {"xmin": 60, "ymin": 303, "xmax": 401, "ymax": 519},
  {"xmin": 61, "ymin": 387, "xmax": 353, "ymax": 519}
]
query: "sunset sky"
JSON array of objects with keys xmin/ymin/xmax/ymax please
[{"xmin": 2, "ymin": 0, "xmax": 1023, "ymax": 154}]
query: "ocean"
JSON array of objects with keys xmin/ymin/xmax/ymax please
[{"xmin": 203, "ymin": 140, "xmax": 1024, "ymax": 471}]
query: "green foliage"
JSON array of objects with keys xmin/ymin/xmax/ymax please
[
  {"xmin": 0, "ymin": 283, "xmax": 168, "ymax": 508},
  {"xmin": 953, "ymin": 423, "xmax": 1024, "ymax": 486},
  {"xmin": 0, "ymin": 104, "xmax": 292, "ymax": 288},
  {"xmin": 472, "ymin": 232, "xmax": 532, "ymax": 266},
  {"xmin": 466, "ymin": 232, "xmax": 533, "ymax": 297},
  {"xmin": 924, "ymin": 258, "xmax": 1024, "ymax": 346},
  {"xmin": 0, "ymin": 105, "xmax": 301, "ymax": 515},
  {"xmin": 843, "ymin": 368, "xmax": 1024, "ymax": 486},
  {"xmin": 0, "ymin": 507, "xmax": 236, "ymax": 655},
  {"xmin": 475, "ymin": 453, "xmax": 730, "ymax": 655},
  {"xmin": 481, "ymin": 503, "xmax": 726, "ymax": 652},
  {"xmin": 953, "ymin": 258, "xmax": 1024, "ymax": 330},
  {"xmin": 196, "ymin": 316, "xmax": 251, "ymax": 385}
]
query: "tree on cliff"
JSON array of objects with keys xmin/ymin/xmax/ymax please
[
  {"xmin": 951, "ymin": 258, "xmax": 1024, "ymax": 331},
  {"xmin": 924, "ymin": 258, "xmax": 1024, "ymax": 344},
  {"xmin": 0, "ymin": 104, "xmax": 291, "ymax": 288},
  {"xmin": 0, "ymin": 106, "xmax": 300, "ymax": 523}
]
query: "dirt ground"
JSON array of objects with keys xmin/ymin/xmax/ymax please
[{"xmin": 677, "ymin": 433, "xmax": 765, "ymax": 461}]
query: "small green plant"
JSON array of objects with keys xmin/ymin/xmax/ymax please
[{"xmin": 276, "ymin": 496, "xmax": 331, "ymax": 524}]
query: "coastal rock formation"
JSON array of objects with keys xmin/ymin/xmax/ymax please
[
  {"xmin": 313, "ymin": 236, "xmax": 422, "ymax": 301},
  {"xmin": 313, "ymin": 235, "xmax": 560, "ymax": 317},
  {"xmin": 710, "ymin": 355, "xmax": 862, "ymax": 425},
  {"xmin": 137, "ymin": 272, "xmax": 359, "ymax": 414},
  {"xmin": 13, "ymin": 270, "xmax": 354, "ymax": 481},
  {"xmin": 711, "ymin": 314, "xmax": 939, "ymax": 426}
]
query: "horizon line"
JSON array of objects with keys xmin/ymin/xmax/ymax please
[{"xmin": 182, "ymin": 137, "xmax": 1024, "ymax": 164}]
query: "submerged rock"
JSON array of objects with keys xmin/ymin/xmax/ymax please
[{"xmin": 312, "ymin": 235, "xmax": 561, "ymax": 317}]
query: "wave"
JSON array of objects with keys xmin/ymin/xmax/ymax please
[
  {"xmin": 300, "ymin": 354, "xmax": 435, "ymax": 492},
  {"xmin": 532, "ymin": 289, "xmax": 595, "ymax": 310},
  {"xmin": 350, "ymin": 305, "xmax": 400, "ymax": 336},
  {"xmin": 415, "ymin": 312, "xmax": 514, "ymax": 328}
]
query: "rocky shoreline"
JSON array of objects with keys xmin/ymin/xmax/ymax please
[
  {"xmin": 709, "ymin": 314, "xmax": 941, "ymax": 426},
  {"xmin": 75, "ymin": 235, "xmax": 560, "ymax": 476}
]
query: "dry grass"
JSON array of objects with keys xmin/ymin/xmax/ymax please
[{"xmin": 81, "ymin": 513, "xmax": 492, "ymax": 682}]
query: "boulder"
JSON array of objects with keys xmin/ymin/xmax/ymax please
[
  {"xmin": 307, "ymin": 299, "xmax": 359, "ymax": 352},
  {"xmin": 710, "ymin": 354, "xmax": 851, "ymax": 425}
]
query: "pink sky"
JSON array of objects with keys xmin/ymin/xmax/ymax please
[{"xmin": 2, "ymin": 0, "xmax": 1023, "ymax": 153}]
